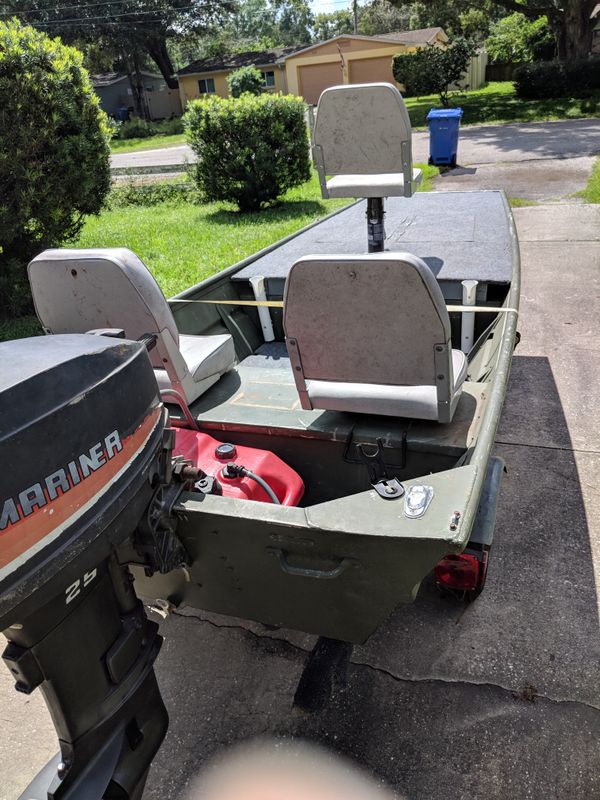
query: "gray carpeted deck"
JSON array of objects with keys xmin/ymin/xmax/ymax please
[{"xmin": 233, "ymin": 191, "xmax": 514, "ymax": 301}]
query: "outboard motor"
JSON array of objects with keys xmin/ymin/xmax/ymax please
[{"xmin": 0, "ymin": 334, "xmax": 184, "ymax": 800}]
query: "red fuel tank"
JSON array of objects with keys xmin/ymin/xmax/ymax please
[{"xmin": 173, "ymin": 428, "xmax": 304, "ymax": 507}]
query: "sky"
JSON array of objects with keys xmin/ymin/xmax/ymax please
[{"xmin": 309, "ymin": 0, "xmax": 353, "ymax": 17}]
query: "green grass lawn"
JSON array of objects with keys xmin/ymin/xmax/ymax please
[
  {"xmin": 110, "ymin": 133, "xmax": 186, "ymax": 153},
  {"xmin": 406, "ymin": 81, "xmax": 600, "ymax": 128},
  {"xmin": 76, "ymin": 173, "xmax": 349, "ymax": 298},
  {"xmin": 578, "ymin": 157, "xmax": 600, "ymax": 203},
  {"xmin": 0, "ymin": 315, "xmax": 42, "ymax": 341},
  {"xmin": 1, "ymin": 165, "xmax": 435, "ymax": 341},
  {"xmin": 77, "ymin": 165, "xmax": 435, "ymax": 298}
]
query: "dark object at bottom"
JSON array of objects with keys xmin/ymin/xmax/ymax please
[
  {"xmin": 366, "ymin": 197, "xmax": 386, "ymax": 252},
  {"xmin": 293, "ymin": 637, "xmax": 354, "ymax": 712},
  {"xmin": 5, "ymin": 560, "xmax": 168, "ymax": 800}
]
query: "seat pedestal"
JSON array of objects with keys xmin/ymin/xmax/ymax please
[{"xmin": 367, "ymin": 197, "xmax": 386, "ymax": 252}]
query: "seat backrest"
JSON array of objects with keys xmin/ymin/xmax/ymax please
[
  {"xmin": 283, "ymin": 253, "xmax": 452, "ymax": 389},
  {"xmin": 312, "ymin": 83, "xmax": 413, "ymax": 177},
  {"xmin": 28, "ymin": 248, "xmax": 180, "ymax": 373}
]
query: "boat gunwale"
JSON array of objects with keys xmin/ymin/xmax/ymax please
[{"xmin": 455, "ymin": 191, "xmax": 520, "ymax": 546}]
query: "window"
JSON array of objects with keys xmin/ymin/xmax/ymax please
[
  {"xmin": 198, "ymin": 78, "xmax": 216, "ymax": 94},
  {"xmin": 262, "ymin": 70, "xmax": 275, "ymax": 88}
]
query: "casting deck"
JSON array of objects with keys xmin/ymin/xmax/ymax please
[{"xmin": 231, "ymin": 191, "xmax": 513, "ymax": 301}]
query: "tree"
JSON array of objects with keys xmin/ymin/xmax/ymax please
[
  {"xmin": 386, "ymin": 0, "xmax": 595, "ymax": 61},
  {"xmin": 458, "ymin": 7, "xmax": 497, "ymax": 40},
  {"xmin": 485, "ymin": 12, "xmax": 555, "ymax": 62},
  {"xmin": 358, "ymin": 0, "xmax": 411, "ymax": 36},
  {"xmin": 0, "ymin": 19, "xmax": 111, "ymax": 316},
  {"xmin": 485, "ymin": 0, "xmax": 597, "ymax": 60},
  {"xmin": 0, "ymin": 0, "xmax": 235, "ymax": 98},
  {"xmin": 276, "ymin": 0, "xmax": 313, "ymax": 44},
  {"xmin": 392, "ymin": 37, "xmax": 477, "ymax": 105},
  {"xmin": 228, "ymin": 65, "xmax": 265, "ymax": 96},
  {"xmin": 226, "ymin": 0, "xmax": 313, "ymax": 46},
  {"xmin": 408, "ymin": 0, "xmax": 462, "ymax": 35},
  {"xmin": 228, "ymin": 0, "xmax": 278, "ymax": 42},
  {"xmin": 313, "ymin": 10, "xmax": 354, "ymax": 40}
]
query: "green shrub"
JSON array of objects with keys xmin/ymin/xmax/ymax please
[
  {"xmin": 109, "ymin": 180, "xmax": 198, "ymax": 208},
  {"xmin": 0, "ymin": 19, "xmax": 111, "ymax": 317},
  {"xmin": 227, "ymin": 65, "xmax": 264, "ymax": 98},
  {"xmin": 514, "ymin": 61, "xmax": 567, "ymax": 99},
  {"xmin": 157, "ymin": 117, "xmax": 184, "ymax": 135},
  {"xmin": 112, "ymin": 115, "xmax": 184, "ymax": 140},
  {"xmin": 105, "ymin": 115, "xmax": 121, "ymax": 139},
  {"xmin": 514, "ymin": 57, "xmax": 600, "ymax": 99},
  {"xmin": 392, "ymin": 39, "xmax": 477, "ymax": 107},
  {"xmin": 184, "ymin": 93, "xmax": 311, "ymax": 212},
  {"xmin": 118, "ymin": 116, "xmax": 156, "ymax": 139}
]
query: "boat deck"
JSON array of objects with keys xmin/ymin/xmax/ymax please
[{"xmin": 231, "ymin": 191, "xmax": 513, "ymax": 302}]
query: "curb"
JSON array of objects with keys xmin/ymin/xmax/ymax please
[{"xmin": 110, "ymin": 163, "xmax": 191, "ymax": 176}]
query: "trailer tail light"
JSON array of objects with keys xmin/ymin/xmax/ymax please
[{"xmin": 435, "ymin": 553, "xmax": 481, "ymax": 591}]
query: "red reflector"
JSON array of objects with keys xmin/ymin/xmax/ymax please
[{"xmin": 435, "ymin": 554, "xmax": 480, "ymax": 591}]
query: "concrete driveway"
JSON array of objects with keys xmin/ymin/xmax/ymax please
[
  {"xmin": 426, "ymin": 119, "xmax": 600, "ymax": 202},
  {"xmin": 414, "ymin": 117, "xmax": 600, "ymax": 164},
  {"xmin": 2, "ymin": 202, "xmax": 600, "ymax": 800}
]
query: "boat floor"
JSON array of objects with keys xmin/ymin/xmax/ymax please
[{"xmin": 187, "ymin": 343, "xmax": 487, "ymax": 458}]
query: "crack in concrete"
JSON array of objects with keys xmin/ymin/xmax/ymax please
[
  {"xmin": 350, "ymin": 657, "xmax": 600, "ymax": 714},
  {"xmin": 167, "ymin": 609, "xmax": 600, "ymax": 716},
  {"xmin": 495, "ymin": 439, "xmax": 600, "ymax": 456}
]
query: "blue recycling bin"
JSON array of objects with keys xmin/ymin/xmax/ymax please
[{"xmin": 426, "ymin": 108, "xmax": 463, "ymax": 167}]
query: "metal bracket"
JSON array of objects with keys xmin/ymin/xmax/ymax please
[
  {"xmin": 357, "ymin": 438, "xmax": 405, "ymax": 500},
  {"xmin": 312, "ymin": 144, "xmax": 329, "ymax": 199},
  {"xmin": 344, "ymin": 425, "xmax": 407, "ymax": 470}
]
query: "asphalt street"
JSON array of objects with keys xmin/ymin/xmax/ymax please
[{"xmin": 110, "ymin": 118, "xmax": 600, "ymax": 172}]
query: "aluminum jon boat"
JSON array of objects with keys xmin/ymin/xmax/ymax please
[{"xmin": 0, "ymin": 83, "xmax": 519, "ymax": 799}]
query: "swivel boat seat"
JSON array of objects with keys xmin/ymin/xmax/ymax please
[
  {"xmin": 284, "ymin": 253, "xmax": 467, "ymax": 423},
  {"xmin": 311, "ymin": 82, "xmax": 422, "ymax": 252},
  {"xmin": 28, "ymin": 248, "xmax": 236, "ymax": 405}
]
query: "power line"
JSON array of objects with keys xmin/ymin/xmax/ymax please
[
  {"xmin": 0, "ymin": 1, "xmax": 207, "ymax": 18},
  {"xmin": 1, "ymin": 0, "xmax": 127, "ymax": 15},
  {"xmin": 1, "ymin": 0, "xmax": 350, "ymax": 20},
  {"xmin": 24, "ymin": 8, "xmax": 195, "ymax": 25}
]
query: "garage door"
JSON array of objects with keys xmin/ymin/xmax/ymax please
[
  {"xmin": 298, "ymin": 62, "xmax": 344, "ymax": 105},
  {"xmin": 349, "ymin": 56, "xmax": 395, "ymax": 85}
]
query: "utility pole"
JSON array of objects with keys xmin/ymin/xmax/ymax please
[{"xmin": 353, "ymin": 0, "xmax": 358, "ymax": 33}]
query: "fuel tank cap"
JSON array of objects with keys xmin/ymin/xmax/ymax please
[{"xmin": 215, "ymin": 443, "xmax": 237, "ymax": 460}]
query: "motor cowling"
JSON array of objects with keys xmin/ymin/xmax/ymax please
[{"xmin": 0, "ymin": 334, "xmax": 170, "ymax": 800}]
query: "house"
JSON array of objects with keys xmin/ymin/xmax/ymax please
[
  {"xmin": 177, "ymin": 29, "xmax": 449, "ymax": 107},
  {"xmin": 177, "ymin": 28, "xmax": 489, "ymax": 107},
  {"xmin": 177, "ymin": 46, "xmax": 304, "ymax": 106},
  {"xmin": 92, "ymin": 71, "xmax": 182, "ymax": 120},
  {"xmin": 285, "ymin": 28, "xmax": 449, "ymax": 104}
]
